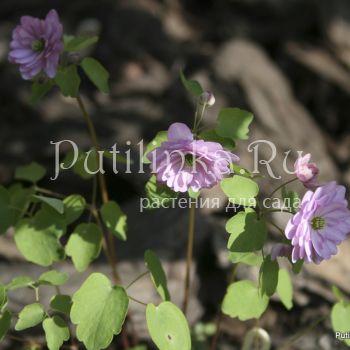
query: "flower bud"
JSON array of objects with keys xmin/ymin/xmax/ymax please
[
  {"xmin": 200, "ymin": 91, "xmax": 215, "ymax": 107},
  {"xmin": 294, "ymin": 153, "xmax": 319, "ymax": 189},
  {"xmin": 242, "ymin": 327, "xmax": 271, "ymax": 350}
]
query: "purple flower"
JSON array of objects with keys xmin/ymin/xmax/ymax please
[
  {"xmin": 294, "ymin": 153, "xmax": 319, "ymax": 189},
  {"xmin": 148, "ymin": 123, "xmax": 239, "ymax": 193},
  {"xmin": 8, "ymin": 9, "xmax": 64, "ymax": 80},
  {"xmin": 285, "ymin": 181, "xmax": 350, "ymax": 264}
]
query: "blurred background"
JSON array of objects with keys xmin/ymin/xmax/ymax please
[{"xmin": 0, "ymin": 0, "xmax": 350, "ymax": 349}]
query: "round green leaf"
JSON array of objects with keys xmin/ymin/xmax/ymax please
[
  {"xmin": 216, "ymin": 108, "xmax": 253, "ymax": 141},
  {"xmin": 63, "ymin": 194, "xmax": 86, "ymax": 224},
  {"xmin": 81, "ymin": 57, "xmax": 110, "ymax": 94},
  {"xmin": 15, "ymin": 303, "xmax": 45, "ymax": 331},
  {"xmin": 38, "ymin": 270, "xmax": 69, "ymax": 286},
  {"xmin": 32, "ymin": 195, "xmax": 64, "ymax": 214},
  {"xmin": 276, "ymin": 269, "xmax": 293, "ymax": 310},
  {"xmin": 260, "ymin": 255, "xmax": 279, "ymax": 297},
  {"xmin": 221, "ymin": 176, "xmax": 259, "ymax": 206},
  {"xmin": 66, "ymin": 223, "xmax": 102, "ymax": 272},
  {"xmin": 144, "ymin": 250, "xmax": 170, "ymax": 301},
  {"xmin": 0, "ymin": 310, "xmax": 11, "ymax": 341},
  {"xmin": 100, "ymin": 201, "xmax": 127, "ymax": 241},
  {"xmin": 43, "ymin": 316, "xmax": 70, "ymax": 350},
  {"xmin": 222, "ymin": 281, "xmax": 269, "ymax": 321},
  {"xmin": 50, "ymin": 295, "xmax": 72, "ymax": 316},
  {"xmin": 71, "ymin": 273, "xmax": 129, "ymax": 350},
  {"xmin": 146, "ymin": 302, "xmax": 191, "ymax": 350},
  {"xmin": 6, "ymin": 276, "xmax": 34, "ymax": 291},
  {"xmin": 55, "ymin": 64, "xmax": 81, "ymax": 97},
  {"xmin": 30, "ymin": 80, "xmax": 54, "ymax": 105},
  {"xmin": 331, "ymin": 302, "xmax": 350, "ymax": 346},
  {"xmin": 15, "ymin": 162, "xmax": 46, "ymax": 183},
  {"xmin": 179, "ymin": 71, "xmax": 203, "ymax": 97}
]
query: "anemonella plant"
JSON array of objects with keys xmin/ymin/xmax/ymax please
[{"xmin": 1, "ymin": 8, "xmax": 350, "ymax": 350}]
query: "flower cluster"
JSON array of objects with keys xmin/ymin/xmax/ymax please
[
  {"xmin": 8, "ymin": 9, "xmax": 63, "ymax": 80},
  {"xmin": 148, "ymin": 123, "xmax": 239, "ymax": 193}
]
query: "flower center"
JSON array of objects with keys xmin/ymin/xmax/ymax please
[
  {"xmin": 311, "ymin": 216, "xmax": 326, "ymax": 230},
  {"xmin": 31, "ymin": 39, "xmax": 45, "ymax": 52},
  {"xmin": 184, "ymin": 154, "xmax": 196, "ymax": 167}
]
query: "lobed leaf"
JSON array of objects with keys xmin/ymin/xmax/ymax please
[
  {"xmin": 15, "ymin": 303, "xmax": 45, "ymax": 331},
  {"xmin": 81, "ymin": 57, "xmax": 110, "ymax": 94},
  {"xmin": 179, "ymin": 71, "xmax": 203, "ymax": 97},
  {"xmin": 55, "ymin": 65, "xmax": 81, "ymax": 97},
  {"xmin": 15, "ymin": 162, "xmax": 46, "ymax": 183},
  {"xmin": 259, "ymin": 255, "xmax": 279, "ymax": 297},
  {"xmin": 38, "ymin": 270, "xmax": 69, "ymax": 286},
  {"xmin": 100, "ymin": 201, "xmax": 127, "ymax": 241},
  {"xmin": 50, "ymin": 295, "xmax": 72, "ymax": 316},
  {"xmin": 63, "ymin": 194, "xmax": 86, "ymax": 224},
  {"xmin": 43, "ymin": 316, "xmax": 70, "ymax": 350}
]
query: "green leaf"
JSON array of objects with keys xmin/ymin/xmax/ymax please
[
  {"xmin": 229, "ymin": 252, "xmax": 263, "ymax": 266},
  {"xmin": 63, "ymin": 194, "xmax": 86, "ymax": 224},
  {"xmin": 71, "ymin": 273, "xmax": 129, "ymax": 350},
  {"xmin": 281, "ymin": 187, "xmax": 300, "ymax": 214},
  {"xmin": 100, "ymin": 201, "xmax": 127, "ymax": 241},
  {"xmin": 145, "ymin": 176, "xmax": 178, "ymax": 209},
  {"xmin": 33, "ymin": 195, "xmax": 64, "ymax": 214},
  {"xmin": 179, "ymin": 71, "xmax": 203, "ymax": 97},
  {"xmin": 221, "ymin": 176, "xmax": 259, "ymax": 206},
  {"xmin": 38, "ymin": 270, "xmax": 69, "ymax": 286},
  {"xmin": 6, "ymin": 276, "xmax": 34, "ymax": 290},
  {"xmin": 230, "ymin": 164, "xmax": 253, "ymax": 178},
  {"xmin": 143, "ymin": 131, "xmax": 168, "ymax": 164},
  {"xmin": 64, "ymin": 35, "xmax": 98, "ymax": 52},
  {"xmin": 226, "ymin": 210, "xmax": 267, "ymax": 252},
  {"xmin": 199, "ymin": 129, "xmax": 235, "ymax": 151},
  {"xmin": 64, "ymin": 150, "xmax": 97, "ymax": 180},
  {"xmin": 276, "ymin": 269, "xmax": 293, "ymax": 310},
  {"xmin": 81, "ymin": 57, "xmax": 110, "ymax": 94},
  {"xmin": 8, "ymin": 185, "xmax": 35, "ymax": 226},
  {"xmin": 332, "ymin": 286, "xmax": 347, "ymax": 303},
  {"xmin": 0, "ymin": 285, "xmax": 7, "ymax": 310},
  {"xmin": 15, "ymin": 162, "xmax": 46, "ymax": 183},
  {"xmin": 14, "ymin": 209, "xmax": 65, "ymax": 266},
  {"xmin": 222, "ymin": 281, "xmax": 269, "ymax": 321},
  {"xmin": 188, "ymin": 188, "xmax": 200, "ymax": 199},
  {"xmin": 65, "ymin": 223, "xmax": 102, "ymax": 272},
  {"xmin": 15, "ymin": 303, "xmax": 45, "ymax": 331},
  {"xmin": 216, "ymin": 108, "xmax": 254, "ymax": 141},
  {"xmin": 50, "ymin": 295, "xmax": 72, "ymax": 316},
  {"xmin": 331, "ymin": 301, "xmax": 350, "ymax": 346},
  {"xmin": 146, "ymin": 302, "xmax": 191, "ymax": 350},
  {"xmin": 144, "ymin": 250, "xmax": 170, "ymax": 301},
  {"xmin": 0, "ymin": 186, "xmax": 12, "ymax": 234},
  {"xmin": 31, "ymin": 80, "xmax": 54, "ymax": 105},
  {"xmin": 43, "ymin": 316, "xmax": 70, "ymax": 350},
  {"xmin": 291, "ymin": 259, "xmax": 304, "ymax": 274},
  {"xmin": 55, "ymin": 65, "xmax": 81, "ymax": 97},
  {"xmin": 260, "ymin": 255, "xmax": 279, "ymax": 297},
  {"xmin": 0, "ymin": 310, "xmax": 11, "ymax": 341}
]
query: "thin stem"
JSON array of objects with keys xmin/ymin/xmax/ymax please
[
  {"xmin": 75, "ymin": 95, "xmax": 121, "ymax": 285},
  {"xmin": 279, "ymin": 314, "xmax": 328, "ymax": 349},
  {"xmin": 210, "ymin": 264, "xmax": 238, "ymax": 350},
  {"xmin": 128, "ymin": 296, "xmax": 148, "ymax": 307},
  {"xmin": 182, "ymin": 204, "xmax": 196, "ymax": 315},
  {"xmin": 268, "ymin": 177, "xmax": 298, "ymax": 198},
  {"xmin": 34, "ymin": 288, "xmax": 39, "ymax": 302},
  {"xmin": 35, "ymin": 186, "xmax": 65, "ymax": 199},
  {"xmin": 264, "ymin": 208, "xmax": 294, "ymax": 214},
  {"xmin": 194, "ymin": 103, "xmax": 207, "ymax": 132},
  {"xmin": 88, "ymin": 175, "xmax": 98, "ymax": 223},
  {"xmin": 126, "ymin": 271, "xmax": 150, "ymax": 290}
]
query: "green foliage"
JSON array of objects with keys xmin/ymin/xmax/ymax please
[
  {"xmin": 8, "ymin": 184, "xmax": 35, "ymax": 225},
  {"xmin": 15, "ymin": 162, "xmax": 46, "ymax": 183},
  {"xmin": 331, "ymin": 301, "xmax": 350, "ymax": 346},
  {"xmin": 179, "ymin": 71, "xmax": 203, "ymax": 97},
  {"xmin": 188, "ymin": 188, "xmax": 200, "ymax": 199},
  {"xmin": 64, "ymin": 35, "xmax": 98, "ymax": 52},
  {"xmin": 71, "ymin": 273, "xmax": 129, "ymax": 350},
  {"xmin": 63, "ymin": 149, "xmax": 99, "ymax": 180},
  {"xmin": 32, "ymin": 195, "xmax": 64, "ymax": 214},
  {"xmin": 37, "ymin": 270, "xmax": 69, "ymax": 286},
  {"xmin": 226, "ymin": 210, "xmax": 267, "ymax": 252},
  {"xmin": 221, "ymin": 176, "xmax": 259, "ymax": 206},
  {"xmin": 145, "ymin": 176, "xmax": 178, "ymax": 209},
  {"xmin": 291, "ymin": 259, "xmax": 304, "ymax": 274},
  {"xmin": 31, "ymin": 80, "xmax": 54, "ymax": 105},
  {"xmin": 6, "ymin": 276, "xmax": 34, "ymax": 290},
  {"xmin": 0, "ymin": 310, "xmax": 11, "ymax": 341},
  {"xmin": 199, "ymin": 130, "xmax": 235, "ymax": 151},
  {"xmin": 15, "ymin": 208, "xmax": 65, "ymax": 266},
  {"xmin": 276, "ymin": 269, "xmax": 293, "ymax": 310},
  {"xmin": 229, "ymin": 252, "xmax": 263, "ymax": 266},
  {"xmin": 144, "ymin": 250, "xmax": 170, "ymax": 301},
  {"xmin": 146, "ymin": 302, "xmax": 191, "ymax": 350},
  {"xmin": 0, "ymin": 285, "xmax": 7, "ymax": 310},
  {"xmin": 55, "ymin": 65, "xmax": 81, "ymax": 97},
  {"xmin": 15, "ymin": 303, "xmax": 45, "ymax": 331},
  {"xmin": 43, "ymin": 316, "xmax": 70, "ymax": 350},
  {"xmin": 259, "ymin": 255, "xmax": 279, "ymax": 297},
  {"xmin": 63, "ymin": 194, "xmax": 86, "ymax": 224},
  {"xmin": 0, "ymin": 186, "xmax": 12, "ymax": 234},
  {"xmin": 101, "ymin": 201, "xmax": 127, "ymax": 241},
  {"xmin": 143, "ymin": 131, "xmax": 168, "ymax": 164},
  {"xmin": 281, "ymin": 187, "xmax": 300, "ymax": 214},
  {"xmin": 222, "ymin": 281, "xmax": 269, "ymax": 321},
  {"xmin": 81, "ymin": 57, "xmax": 110, "ymax": 94},
  {"xmin": 332, "ymin": 286, "xmax": 347, "ymax": 303},
  {"xmin": 65, "ymin": 223, "xmax": 102, "ymax": 272},
  {"xmin": 50, "ymin": 295, "xmax": 72, "ymax": 316},
  {"xmin": 216, "ymin": 108, "xmax": 253, "ymax": 141}
]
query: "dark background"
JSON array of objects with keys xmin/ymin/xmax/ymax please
[{"xmin": 0, "ymin": 0, "xmax": 350, "ymax": 349}]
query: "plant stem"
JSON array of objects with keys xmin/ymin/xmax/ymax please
[
  {"xmin": 75, "ymin": 95, "xmax": 121, "ymax": 285},
  {"xmin": 126, "ymin": 271, "xmax": 150, "ymax": 289},
  {"xmin": 128, "ymin": 296, "xmax": 148, "ymax": 307},
  {"xmin": 268, "ymin": 177, "xmax": 298, "ymax": 198},
  {"xmin": 210, "ymin": 264, "xmax": 238, "ymax": 350},
  {"xmin": 182, "ymin": 204, "xmax": 196, "ymax": 315},
  {"xmin": 264, "ymin": 208, "xmax": 294, "ymax": 214}
]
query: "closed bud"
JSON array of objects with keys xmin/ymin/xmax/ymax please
[
  {"xmin": 242, "ymin": 327, "xmax": 271, "ymax": 350},
  {"xmin": 200, "ymin": 91, "xmax": 215, "ymax": 107}
]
